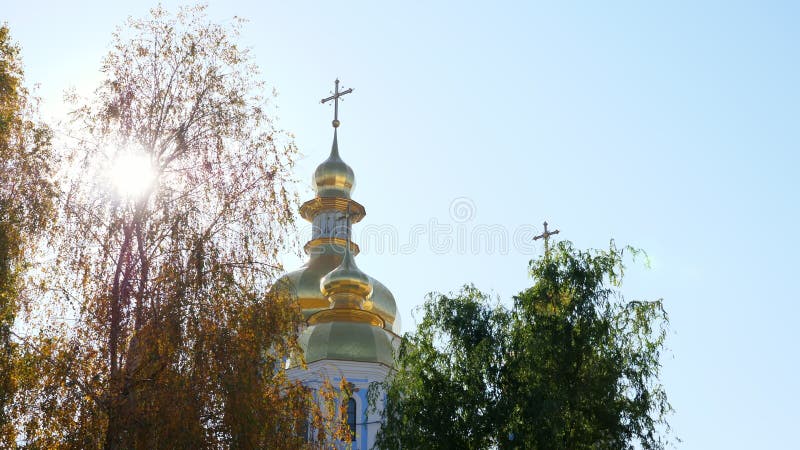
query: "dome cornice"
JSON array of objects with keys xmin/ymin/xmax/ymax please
[
  {"xmin": 307, "ymin": 308, "xmax": 385, "ymax": 328},
  {"xmin": 299, "ymin": 197, "xmax": 365, "ymax": 223},
  {"xmin": 304, "ymin": 237, "xmax": 360, "ymax": 256}
]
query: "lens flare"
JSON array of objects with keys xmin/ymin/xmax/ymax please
[{"xmin": 109, "ymin": 152, "xmax": 155, "ymax": 198}]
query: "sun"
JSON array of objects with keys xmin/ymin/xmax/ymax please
[{"xmin": 109, "ymin": 152, "xmax": 156, "ymax": 198}]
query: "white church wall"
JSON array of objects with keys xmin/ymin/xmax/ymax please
[{"xmin": 287, "ymin": 359, "xmax": 392, "ymax": 450}]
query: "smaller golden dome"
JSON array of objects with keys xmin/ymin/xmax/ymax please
[
  {"xmin": 271, "ymin": 249, "xmax": 401, "ymax": 332},
  {"xmin": 320, "ymin": 244, "xmax": 372, "ymax": 307},
  {"xmin": 313, "ymin": 130, "xmax": 354, "ymax": 199}
]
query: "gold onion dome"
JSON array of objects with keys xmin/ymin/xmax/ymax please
[
  {"xmin": 320, "ymin": 244, "xmax": 373, "ymax": 303},
  {"xmin": 313, "ymin": 130, "xmax": 354, "ymax": 199},
  {"xmin": 273, "ymin": 264, "xmax": 400, "ymax": 333}
]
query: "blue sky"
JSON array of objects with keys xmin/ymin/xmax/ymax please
[{"xmin": 6, "ymin": 1, "xmax": 799, "ymax": 447}]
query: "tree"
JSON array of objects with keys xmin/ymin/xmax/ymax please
[
  {"xmin": 373, "ymin": 241, "xmax": 672, "ymax": 449},
  {"xmin": 11, "ymin": 5, "xmax": 323, "ymax": 448},
  {"xmin": 373, "ymin": 285, "xmax": 509, "ymax": 449},
  {"xmin": 0, "ymin": 23, "xmax": 57, "ymax": 447}
]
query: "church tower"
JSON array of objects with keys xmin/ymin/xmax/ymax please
[{"xmin": 276, "ymin": 80, "xmax": 400, "ymax": 449}]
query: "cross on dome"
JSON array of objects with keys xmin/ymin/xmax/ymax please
[{"xmin": 320, "ymin": 78, "xmax": 354, "ymax": 128}]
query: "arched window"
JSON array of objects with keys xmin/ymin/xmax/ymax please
[{"xmin": 346, "ymin": 397, "xmax": 357, "ymax": 442}]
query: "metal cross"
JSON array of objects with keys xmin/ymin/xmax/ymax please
[
  {"xmin": 533, "ymin": 221, "xmax": 560, "ymax": 255},
  {"xmin": 320, "ymin": 78, "xmax": 354, "ymax": 128}
]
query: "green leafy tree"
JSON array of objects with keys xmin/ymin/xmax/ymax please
[
  {"xmin": 372, "ymin": 286, "xmax": 509, "ymax": 449},
  {"xmin": 373, "ymin": 241, "xmax": 671, "ymax": 450},
  {"xmin": 0, "ymin": 23, "xmax": 57, "ymax": 447}
]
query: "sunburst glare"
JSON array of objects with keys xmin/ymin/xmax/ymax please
[{"xmin": 109, "ymin": 151, "xmax": 156, "ymax": 198}]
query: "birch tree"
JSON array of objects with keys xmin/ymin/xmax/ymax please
[{"xmin": 14, "ymin": 6, "xmax": 317, "ymax": 448}]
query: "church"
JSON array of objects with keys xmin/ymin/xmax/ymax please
[{"xmin": 274, "ymin": 80, "xmax": 400, "ymax": 449}]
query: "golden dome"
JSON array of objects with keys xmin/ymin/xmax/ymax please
[
  {"xmin": 298, "ymin": 321, "xmax": 394, "ymax": 367},
  {"xmin": 320, "ymin": 241, "xmax": 372, "ymax": 307},
  {"xmin": 271, "ymin": 247, "xmax": 400, "ymax": 333},
  {"xmin": 313, "ymin": 130, "xmax": 354, "ymax": 199}
]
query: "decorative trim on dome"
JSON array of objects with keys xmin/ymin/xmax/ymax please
[
  {"xmin": 307, "ymin": 308, "xmax": 385, "ymax": 328},
  {"xmin": 300, "ymin": 197, "xmax": 365, "ymax": 223},
  {"xmin": 304, "ymin": 237, "xmax": 360, "ymax": 255},
  {"xmin": 297, "ymin": 298, "xmax": 331, "ymax": 313},
  {"xmin": 378, "ymin": 314, "xmax": 395, "ymax": 328}
]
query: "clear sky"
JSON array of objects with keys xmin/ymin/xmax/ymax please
[{"xmin": 5, "ymin": 1, "xmax": 799, "ymax": 447}]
